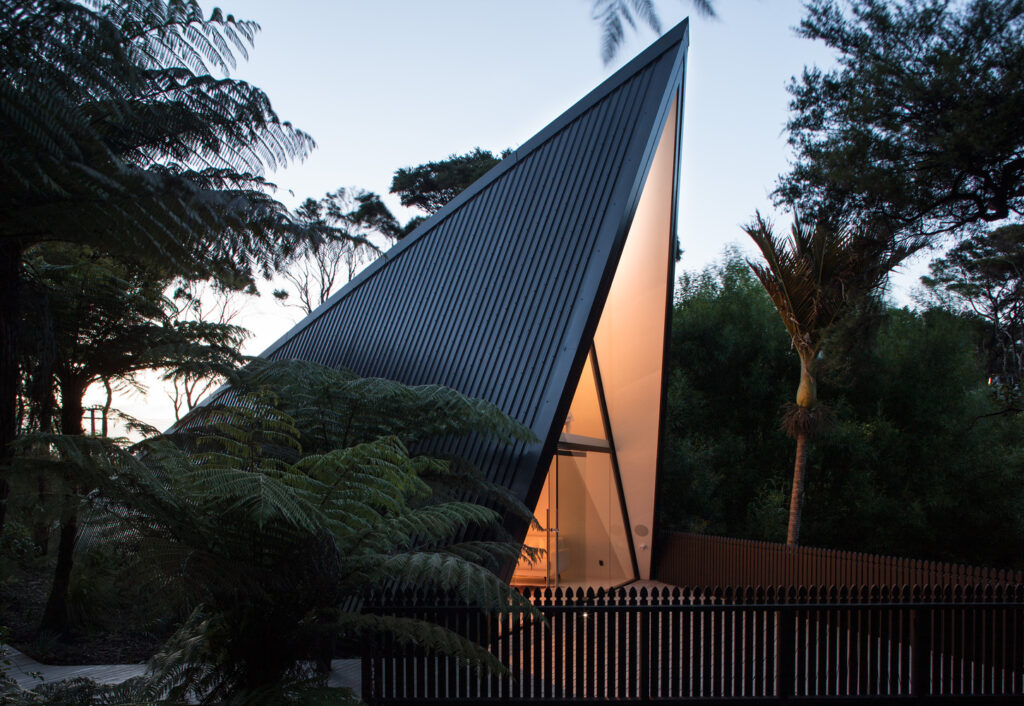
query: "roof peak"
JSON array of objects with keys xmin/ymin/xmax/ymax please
[{"xmin": 259, "ymin": 19, "xmax": 689, "ymax": 362}]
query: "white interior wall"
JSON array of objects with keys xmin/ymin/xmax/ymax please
[{"xmin": 592, "ymin": 98, "xmax": 677, "ymax": 580}]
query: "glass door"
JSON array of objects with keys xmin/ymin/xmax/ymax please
[{"xmin": 555, "ymin": 449, "xmax": 632, "ymax": 585}]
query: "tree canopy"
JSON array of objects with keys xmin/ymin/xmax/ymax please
[
  {"xmin": 0, "ymin": 0, "xmax": 314, "ymax": 281},
  {"xmin": 0, "ymin": 0, "xmax": 314, "ymax": 532},
  {"xmin": 777, "ymin": 0, "xmax": 1024, "ymax": 241},
  {"xmin": 923, "ymin": 223, "xmax": 1024, "ymax": 397},
  {"xmin": 390, "ymin": 148, "xmax": 507, "ymax": 217}
]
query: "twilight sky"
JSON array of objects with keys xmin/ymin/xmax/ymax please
[
  {"xmin": 233, "ymin": 0, "xmax": 829, "ymax": 270},
  {"xmin": 97, "ymin": 0, "xmax": 929, "ymax": 429},
  {"xmin": 221, "ymin": 0, "xmax": 847, "ymax": 350}
]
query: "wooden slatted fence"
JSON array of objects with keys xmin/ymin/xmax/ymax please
[{"xmin": 654, "ymin": 532, "xmax": 1024, "ymax": 588}]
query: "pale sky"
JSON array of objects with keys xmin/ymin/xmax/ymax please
[{"xmin": 91, "ymin": 0, "xmax": 930, "ymax": 431}]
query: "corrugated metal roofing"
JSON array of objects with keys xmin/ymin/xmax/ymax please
[{"xmin": 259, "ymin": 21, "xmax": 689, "ymax": 514}]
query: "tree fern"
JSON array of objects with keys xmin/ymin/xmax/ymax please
[{"xmin": 15, "ymin": 359, "xmax": 539, "ymax": 701}]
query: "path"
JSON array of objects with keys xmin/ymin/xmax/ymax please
[{"xmin": 3, "ymin": 646, "xmax": 361, "ymax": 696}]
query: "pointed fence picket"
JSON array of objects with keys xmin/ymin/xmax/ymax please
[{"xmin": 361, "ymin": 583, "xmax": 1024, "ymax": 703}]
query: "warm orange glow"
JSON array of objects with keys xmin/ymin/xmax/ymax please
[
  {"xmin": 593, "ymin": 98, "xmax": 677, "ymax": 579},
  {"xmin": 514, "ymin": 97, "xmax": 678, "ymax": 586}
]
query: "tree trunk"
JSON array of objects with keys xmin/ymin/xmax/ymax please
[
  {"xmin": 39, "ymin": 504, "xmax": 78, "ymax": 633},
  {"xmin": 32, "ymin": 474, "xmax": 51, "ymax": 555},
  {"xmin": 39, "ymin": 381, "xmax": 85, "ymax": 634},
  {"xmin": 787, "ymin": 356, "xmax": 817, "ymax": 547},
  {"xmin": 787, "ymin": 431, "xmax": 809, "ymax": 546},
  {"xmin": 0, "ymin": 240, "xmax": 21, "ymax": 538}
]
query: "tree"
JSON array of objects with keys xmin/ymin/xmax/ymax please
[
  {"xmin": 273, "ymin": 189, "xmax": 385, "ymax": 315},
  {"xmin": 20, "ymin": 244, "xmax": 246, "ymax": 633},
  {"xmin": 661, "ymin": 250, "xmax": 1024, "ymax": 566},
  {"xmin": 0, "ymin": 0, "xmax": 314, "ymax": 534},
  {"xmin": 165, "ymin": 280, "xmax": 252, "ymax": 422},
  {"xmin": 777, "ymin": 0, "xmax": 1024, "ymax": 242},
  {"xmin": 18, "ymin": 359, "xmax": 537, "ymax": 703},
  {"xmin": 590, "ymin": 0, "xmax": 717, "ymax": 64},
  {"xmin": 744, "ymin": 212, "xmax": 907, "ymax": 545},
  {"xmin": 923, "ymin": 223, "xmax": 1024, "ymax": 398},
  {"xmin": 390, "ymin": 148, "xmax": 507, "ymax": 218},
  {"xmin": 661, "ymin": 251, "xmax": 796, "ymax": 536}
]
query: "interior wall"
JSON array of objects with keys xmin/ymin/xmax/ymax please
[
  {"xmin": 564, "ymin": 354, "xmax": 606, "ymax": 441},
  {"xmin": 592, "ymin": 97, "xmax": 677, "ymax": 579}
]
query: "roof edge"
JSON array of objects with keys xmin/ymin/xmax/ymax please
[{"xmin": 258, "ymin": 19, "xmax": 691, "ymax": 362}]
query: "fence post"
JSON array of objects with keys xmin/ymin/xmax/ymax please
[
  {"xmin": 361, "ymin": 638, "xmax": 375, "ymax": 706},
  {"xmin": 778, "ymin": 602, "xmax": 795, "ymax": 699},
  {"xmin": 912, "ymin": 602, "xmax": 930, "ymax": 699}
]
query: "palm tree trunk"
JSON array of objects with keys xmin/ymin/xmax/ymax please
[{"xmin": 787, "ymin": 431, "xmax": 809, "ymax": 546}]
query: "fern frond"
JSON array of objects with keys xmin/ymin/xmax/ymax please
[
  {"xmin": 334, "ymin": 612, "xmax": 506, "ymax": 676},
  {"xmin": 354, "ymin": 551, "xmax": 534, "ymax": 616}
]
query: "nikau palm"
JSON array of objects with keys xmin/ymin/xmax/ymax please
[{"xmin": 744, "ymin": 211, "xmax": 908, "ymax": 546}]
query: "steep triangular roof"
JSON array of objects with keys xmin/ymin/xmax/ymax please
[{"xmin": 260, "ymin": 22, "xmax": 689, "ymax": 549}]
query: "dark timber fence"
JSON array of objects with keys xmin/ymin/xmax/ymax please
[
  {"xmin": 362, "ymin": 584, "xmax": 1024, "ymax": 703},
  {"xmin": 655, "ymin": 532, "xmax": 1024, "ymax": 588}
]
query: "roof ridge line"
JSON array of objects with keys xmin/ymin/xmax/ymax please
[{"xmin": 258, "ymin": 19, "xmax": 690, "ymax": 361}]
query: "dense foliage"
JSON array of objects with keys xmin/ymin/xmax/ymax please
[
  {"xmin": 7, "ymin": 359, "xmax": 535, "ymax": 703},
  {"xmin": 390, "ymin": 148, "xmax": 506, "ymax": 218},
  {"xmin": 18, "ymin": 244, "xmax": 249, "ymax": 633},
  {"xmin": 778, "ymin": 0, "xmax": 1024, "ymax": 241},
  {"xmin": 922, "ymin": 224, "xmax": 1024, "ymax": 398},
  {"xmin": 661, "ymin": 251, "xmax": 1024, "ymax": 568},
  {"xmin": 0, "ymin": 0, "xmax": 314, "ymax": 535}
]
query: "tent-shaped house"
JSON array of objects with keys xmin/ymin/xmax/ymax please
[{"xmin": 259, "ymin": 22, "xmax": 689, "ymax": 587}]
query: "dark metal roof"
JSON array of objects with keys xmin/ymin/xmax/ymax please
[{"xmin": 259, "ymin": 22, "xmax": 689, "ymax": 505}]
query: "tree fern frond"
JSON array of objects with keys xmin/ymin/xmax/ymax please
[
  {"xmin": 356, "ymin": 551, "xmax": 534, "ymax": 616},
  {"xmin": 334, "ymin": 612, "xmax": 507, "ymax": 676}
]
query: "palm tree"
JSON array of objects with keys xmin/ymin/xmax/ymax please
[
  {"xmin": 743, "ymin": 211, "xmax": 908, "ymax": 546},
  {"xmin": 0, "ymin": 0, "xmax": 318, "ymax": 533}
]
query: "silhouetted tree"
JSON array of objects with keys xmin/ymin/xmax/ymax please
[
  {"xmin": 21, "ymin": 244, "xmax": 245, "ymax": 633},
  {"xmin": 390, "ymin": 148, "xmax": 507, "ymax": 217},
  {"xmin": 0, "ymin": 0, "xmax": 313, "ymax": 535},
  {"xmin": 778, "ymin": 0, "xmax": 1024, "ymax": 243},
  {"xmin": 923, "ymin": 224, "xmax": 1024, "ymax": 399}
]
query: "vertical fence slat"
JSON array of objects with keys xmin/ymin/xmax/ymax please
[
  {"xmin": 553, "ymin": 588, "xmax": 563, "ymax": 698},
  {"xmin": 360, "ymin": 575, "xmax": 1024, "ymax": 704}
]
